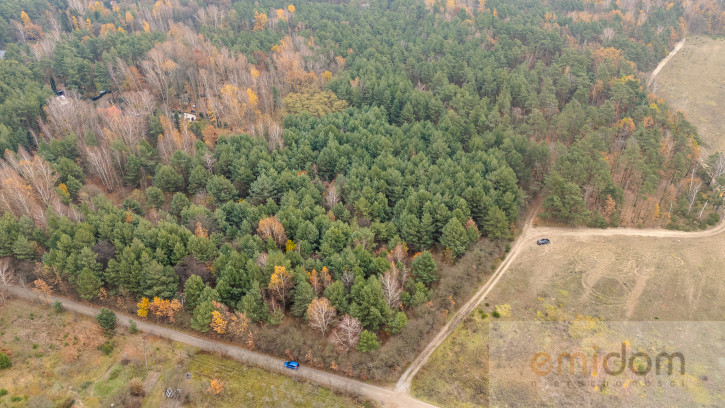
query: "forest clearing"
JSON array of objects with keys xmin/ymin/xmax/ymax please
[
  {"xmin": 412, "ymin": 228, "xmax": 725, "ymax": 407},
  {"xmin": 654, "ymin": 36, "xmax": 725, "ymax": 155}
]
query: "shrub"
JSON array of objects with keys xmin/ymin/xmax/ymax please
[
  {"xmin": 356, "ymin": 330, "xmax": 381, "ymax": 352},
  {"xmin": 145, "ymin": 186, "xmax": 165, "ymax": 209},
  {"xmin": 97, "ymin": 308, "xmax": 117, "ymax": 332},
  {"xmin": 492, "ymin": 310, "xmax": 501, "ymax": 318},
  {"xmin": 128, "ymin": 320, "xmax": 138, "ymax": 334},
  {"xmin": 99, "ymin": 340, "xmax": 115, "ymax": 355},
  {"xmin": 53, "ymin": 301, "xmax": 63, "ymax": 313},
  {"xmin": 129, "ymin": 378, "xmax": 145, "ymax": 397},
  {"xmin": 122, "ymin": 198, "xmax": 144, "ymax": 215},
  {"xmin": 0, "ymin": 353, "xmax": 11, "ymax": 369},
  {"xmin": 0, "ymin": 388, "xmax": 7, "ymax": 396}
]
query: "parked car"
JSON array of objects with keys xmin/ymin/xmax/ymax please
[
  {"xmin": 284, "ymin": 361, "xmax": 299, "ymax": 370},
  {"xmin": 537, "ymin": 238, "xmax": 550, "ymax": 245}
]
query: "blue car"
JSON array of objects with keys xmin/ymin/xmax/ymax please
[
  {"xmin": 537, "ymin": 238, "xmax": 550, "ymax": 245},
  {"xmin": 284, "ymin": 361, "xmax": 299, "ymax": 370}
]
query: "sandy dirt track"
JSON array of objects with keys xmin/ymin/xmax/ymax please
[
  {"xmin": 7, "ymin": 285, "xmax": 436, "ymax": 408},
  {"xmin": 395, "ymin": 209, "xmax": 725, "ymax": 393}
]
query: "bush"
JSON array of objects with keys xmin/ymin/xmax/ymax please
[
  {"xmin": 0, "ymin": 353, "xmax": 11, "ymax": 369},
  {"xmin": 356, "ymin": 330, "xmax": 381, "ymax": 352},
  {"xmin": 123, "ymin": 198, "xmax": 144, "ymax": 215},
  {"xmin": 53, "ymin": 301, "xmax": 63, "ymax": 313},
  {"xmin": 97, "ymin": 308, "xmax": 117, "ymax": 332},
  {"xmin": 128, "ymin": 320, "xmax": 138, "ymax": 334},
  {"xmin": 99, "ymin": 340, "xmax": 115, "ymax": 355},
  {"xmin": 129, "ymin": 378, "xmax": 145, "ymax": 397},
  {"xmin": 145, "ymin": 186, "xmax": 165, "ymax": 209},
  {"xmin": 0, "ymin": 388, "xmax": 7, "ymax": 396},
  {"xmin": 492, "ymin": 310, "xmax": 501, "ymax": 318}
]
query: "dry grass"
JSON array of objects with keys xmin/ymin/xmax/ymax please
[
  {"xmin": 412, "ymin": 231, "xmax": 725, "ymax": 407},
  {"xmin": 488, "ymin": 233, "xmax": 725, "ymax": 320},
  {"xmin": 655, "ymin": 35, "xmax": 725, "ymax": 155},
  {"xmin": 0, "ymin": 299, "xmax": 367, "ymax": 408}
]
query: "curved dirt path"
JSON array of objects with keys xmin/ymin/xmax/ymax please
[
  {"xmin": 7, "ymin": 285, "xmax": 435, "ymax": 408},
  {"xmin": 395, "ymin": 210, "xmax": 725, "ymax": 393},
  {"xmin": 648, "ymin": 37, "xmax": 686, "ymax": 87},
  {"xmin": 394, "ymin": 204, "xmax": 540, "ymax": 393}
]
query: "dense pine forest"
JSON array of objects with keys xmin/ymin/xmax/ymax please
[{"xmin": 0, "ymin": 0, "xmax": 723, "ymax": 380}]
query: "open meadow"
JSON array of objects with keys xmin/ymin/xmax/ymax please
[
  {"xmin": 412, "ymin": 231, "xmax": 725, "ymax": 407},
  {"xmin": 0, "ymin": 299, "xmax": 368, "ymax": 408},
  {"xmin": 655, "ymin": 35, "xmax": 725, "ymax": 154}
]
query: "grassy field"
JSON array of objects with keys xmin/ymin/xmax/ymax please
[
  {"xmin": 411, "ymin": 232, "xmax": 725, "ymax": 407},
  {"xmin": 655, "ymin": 35, "xmax": 725, "ymax": 155},
  {"xmin": 0, "ymin": 298, "xmax": 368, "ymax": 408}
]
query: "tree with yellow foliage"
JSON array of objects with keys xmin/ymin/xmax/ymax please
[
  {"xmin": 137, "ymin": 297, "xmax": 149, "ymax": 317},
  {"xmin": 288, "ymin": 5, "xmax": 296, "ymax": 13},
  {"xmin": 125, "ymin": 11, "xmax": 134, "ymax": 27},
  {"xmin": 253, "ymin": 11, "xmax": 268, "ymax": 31},
  {"xmin": 19, "ymin": 10, "xmax": 44, "ymax": 40},
  {"xmin": 210, "ymin": 310, "xmax": 227, "ymax": 334},
  {"xmin": 269, "ymin": 265, "xmax": 294, "ymax": 308},
  {"xmin": 246, "ymin": 88, "xmax": 258, "ymax": 107}
]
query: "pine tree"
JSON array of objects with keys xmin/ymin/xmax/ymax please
[
  {"xmin": 77, "ymin": 267, "xmax": 102, "ymax": 300},
  {"xmin": 144, "ymin": 263, "xmax": 179, "ymax": 299},
  {"xmin": 356, "ymin": 330, "xmax": 381, "ymax": 352},
  {"xmin": 484, "ymin": 206, "xmax": 510, "ymax": 239},
  {"xmin": 291, "ymin": 280, "xmax": 316, "ymax": 317},
  {"xmin": 237, "ymin": 281, "xmax": 268, "ymax": 323},
  {"xmin": 439, "ymin": 217, "xmax": 468, "ymax": 258},
  {"xmin": 12, "ymin": 235, "xmax": 36, "ymax": 260},
  {"xmin": 188, "ymin": 165, "xmax": 208, "ymax": 194},
  {"xmin": 183, "ymin": 275, "xmax": 206, "ymax": 311},
  {"xmin": 190, "ymin": 300, "xmax": 214, "ymax": 332},
  {"xmin": 349, "ymin": 276, "xmax": 391, "ymax": 331},
  {"xmin": 411, "ymin": 251, "xmax": 438, "ymax": 285}
]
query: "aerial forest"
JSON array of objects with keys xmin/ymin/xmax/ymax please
[{"xmin": 0, "ymin": 0, "xmax": 723, "ymax": 380}]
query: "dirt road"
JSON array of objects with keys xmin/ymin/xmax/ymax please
[
  {"xmin": 8, "ymin": 212, "xmax": 724, "ymax": 405},
  {"xmin": 648, "ymin": 38, "xmax": 686, "ymax": 87},
  {"xmin": 6, "ymin": 286, "xmax": 436, "ymax": 408},
  {"xmin": 394, "ymin": 210, "xmax": 725, "ymax": 393}
]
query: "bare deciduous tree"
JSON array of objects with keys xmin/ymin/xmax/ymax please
[
  {"xmin": 708, "ymin": 153, "xmax": 725, "ymax": 184},
  {"xmin": 687, "ymin": 180, "xmax": 702, "ymax": 215},
  {"xmin": 381, "ymin": 263, "xmax": 402, "ymax": 310},
  {"xmin": 331, "ymin": 314, "xmax": 362, "ymax": 351},
  {"xmin": 324, "ymin": 183, "xmax": 340, "ymax": 209},
  {"xmin": 0, "ymin": 260, "xmax": 14, "ymax": 304},
  {"xmin": 306, "ymin": 297, "xmax": 337, "ymax": 336}
]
